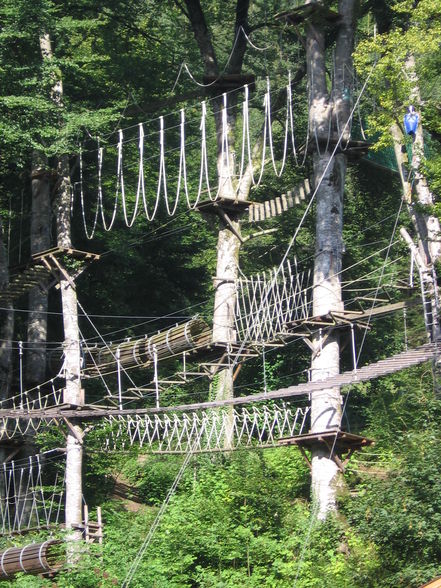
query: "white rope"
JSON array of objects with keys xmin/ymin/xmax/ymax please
[
  {"xmin": 106, "ymin": 404, "xmax": 309, "ymax": 452},
  {"xmin": 228, "ymin": 65, "xmax": 378, "ymax": 372},
  {"xmin": 76, "ymin": 76, "xmax": 309, "ymax": 233},
  {"xmin": 79, "ymin": 147, "xmax": 100, "ymax": 240},
  {"xmin": 98, "ymin": 140, "xmax": 119, "ymax": 232},
  {"xmin": 0, "ymin": 453, "xmax": 65, "ymax": 535}
]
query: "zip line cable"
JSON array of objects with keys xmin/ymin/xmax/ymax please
[
  {"xmin": 227, "ymin": 64, "xmax": 378, "ymax": 374},
  {"xmin": 291, "ymin": 189, "xmax": 406, "ymax": 588}
]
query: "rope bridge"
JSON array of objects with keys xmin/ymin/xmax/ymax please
[
  {"xmin": 103, "ymin": 403, "xmax": 310, "ymax": 453},
  {"xmin": 0, "ymin": 454, "xmax": 64, "ymax": 536},
  {"xmin": 235, "ymin": 260, "xmax": 312, "ymax": 343}
]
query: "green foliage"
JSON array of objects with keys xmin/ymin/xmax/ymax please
[{"xmin": 1, "ymin": 1, "xmax": 441, "ymax": 587}]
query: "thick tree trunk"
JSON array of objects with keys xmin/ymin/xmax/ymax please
[
  {"xmin": 57, "ymin": 155, "xmax": 84, "ymax": 542},
  {"xmin": 309, "ymin": 153, "xmax": 345, "ymax": 519},
  {"xmin": 27, "ymin": 151, "xmax": 51, "ymax": 386},
  {"xmin": 306, "ymin": 0, "xmax": 355, "ymax": 519}
]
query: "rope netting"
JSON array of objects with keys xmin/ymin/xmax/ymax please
[
  {"xmin": 103, "ymin": 403, "xmax": 309, "ymax": 453},
  {"xmin": 0, "ymin": 453, "xmax": 65, "ymax": 536},
  {"xmin": 235, "ymin": 260, "xmax": 312, "ymax": 343},
  {"xmin": 0, "ymin": 417, "xmax": 56, "ymax": 440}
]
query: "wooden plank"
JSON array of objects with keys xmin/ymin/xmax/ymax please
[
  {"xmin": 15, "ymin": 342, "xmax": 437, "ymax": 420},
  {"xmin": 269, "ymin": 199, "xmax": 277, "ymax": 218},
  {"xmin": 275, "ymin": 196, "xmax": 282, "ymax": 215},
  {"xmin": 287, "ymin": 190, "xmax": 294, "ymax": 207},
  {"xmin": 264, "ymin": 201, "xmax": 271, "ymax": 220},
  {"xmin": 281, "ymin": 194, "xmax": 288, "ymax": 211}
]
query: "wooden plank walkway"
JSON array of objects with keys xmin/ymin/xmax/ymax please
[
  {"xmin": 248, "ymin": 179, "xmax": 310, "ymax": 222},
  {"xmin": 3, "ymin": 342, "xmax": 437, "ymax": 420}
]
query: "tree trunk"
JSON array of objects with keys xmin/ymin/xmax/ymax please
[
  {"xmin": 183, "ymin": 0, "xmax": 250, "ymax": 411},
  {"xmin": 306, "ymin": 0, "xmax": 356, "ymax": 519},
  {"xmin": 27, "ymin": 151, "xmax": 51, "ymax": 386},
  {"xmin": 57, "ymin": 156, "xmax": 84, "ymax": 543},
  {"xmin": 39, "ymin": 32, "xmax": 84, "ymax": 543}
]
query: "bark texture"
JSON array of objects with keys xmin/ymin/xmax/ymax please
[
  {"xmin": 183, "ymin": 0, "xmax": 250, "ymax": 408},
  {"xmin": 40, "ymin": 32, "xmax": 83, "ymax": 542},
  {"xmin": 56, "ymin": 155, "xmax": 83, "ymax": 541},
  {"xmin": 306, "ymin": 0, "xmax": 356, "ymax": 519},
  {"xmin": 27, "ymin": 151, "xmax": 51, "ymax": 385}
]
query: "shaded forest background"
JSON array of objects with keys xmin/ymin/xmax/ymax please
[{"xmin": 0, "ymin": 0, "xmax": 441, "ymax": 586}]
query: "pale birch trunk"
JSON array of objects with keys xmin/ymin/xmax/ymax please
[
  {"xmin": 27, "ymin": 151, "xmax": 51, "ymax": 386},
  {"xmin": 210, "ymin": 101, "xmax": 241, "ymax": 410},
  {"xmin": 40, "ymin": 33, "xmax": 83, "ymax": 543},
  {"xmin": 57, "ymin": 154, "xmax": 84, "ymax": 545},
  {"xmin": 306, "ymin": 0, "xmax": 355, "ymax": 519}
]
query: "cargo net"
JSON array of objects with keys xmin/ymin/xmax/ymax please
[
  {"xmin": 103, "ymin": 403, "xmax": 310, "ymax": 453},
  {"xmin": 0, "ymin": 452, "xmax": 65, "ymax": 536},
  {"xmin": 235, "ymin": 259, "xmax": 312, "ymax": 344}
]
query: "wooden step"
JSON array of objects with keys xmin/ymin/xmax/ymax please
[{"xmin": 248, "ymin": 179, "xmax": 311, "ymax": 222}]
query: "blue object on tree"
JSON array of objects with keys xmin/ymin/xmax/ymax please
[{"xmin": 404, "ymin": 105, "xmax": 419, "ymax": 135}]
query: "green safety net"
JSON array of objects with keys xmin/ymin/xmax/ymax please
[{"xmin": 352, "ymin": 123, "xmax": 435, "ymax": 173}]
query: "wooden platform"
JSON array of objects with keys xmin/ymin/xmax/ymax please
[
  {"xmin": 195, "ymin": 197, "xmax": 254, "ymax": 216},
  {"xmin": 307, "ymin": 137, "xmax": 371, "ymax": 159},
  {"xmin": 275, "ymin": 5, "xmax": 340, "ymax": 26},
  {"xmin": 284, "ymin": 300, "xmax": 417, "ymax": 336},
  {"xmin": 279, "ymin": 429, "xmax": 373, "ymax": 472},
  {"xmin": 279, "ymin": 430, "xmax": 373, "ymax": 450},
  {"xmin": 0, "ymin": 247, "xmax": 100, "ymax": 305},
  {"xmin": 30, "ymin": 247, "xmax": 100, "ymax": 263}
]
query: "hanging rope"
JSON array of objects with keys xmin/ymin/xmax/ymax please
[
  {"xmin": 105, "ymin": 403, "xmax": 309, "ymax": 452},
  {"xmin": 0, "ymin": 453, "xmax": 65, "ymax": 536},
  {"xmin": 74, "ymin": 75, "xmax": 332, "ymax": 236}
]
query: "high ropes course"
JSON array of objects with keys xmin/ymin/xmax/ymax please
[
  {"xmin": 74, "ymin": 75, "xmax": 369, "ymax": 237},
  {"xmin": 0, "ymin": 46, "xmax": 438, "ymax": 585}
]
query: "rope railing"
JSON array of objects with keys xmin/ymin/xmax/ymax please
[
  {"xmin": 235, "ymin": 260, "xmax": 313, "ymax": 343},
  {"xmin": 103, "ymin": 403, "xmax": 309, "ymax": 452},
  {"xmin": 75, "ymin": 75, "xmax": 371, "ymax": 237},
  {"xmin": 0, "ymin": 454, "xmax": 65, "ymax": 536}
]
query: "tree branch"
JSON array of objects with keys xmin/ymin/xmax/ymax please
[
  {"xmin": 182, "ymin": 0, "xmax": 218, "ymax": 75},
  {"xmin": 227, "ymin": 0, "xmax": 250, "ymax": 74}
]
